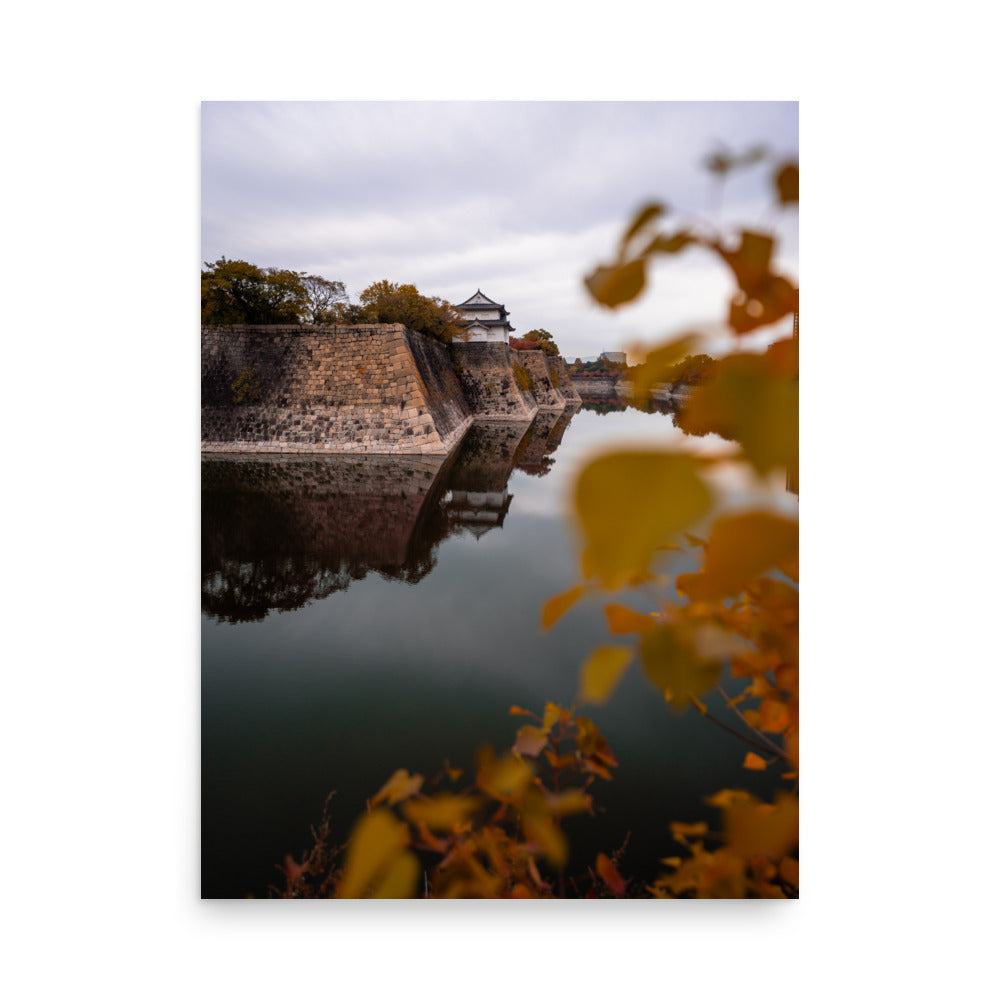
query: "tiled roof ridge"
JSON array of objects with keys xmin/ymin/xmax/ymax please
[{"xmin": 458, "ymin": 288, "xmax": 504, "ymax": 308}]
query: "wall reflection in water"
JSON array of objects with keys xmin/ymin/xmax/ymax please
[{"xmin": 201, "ymin": 409, "xmax": 579, "ymax": 621}]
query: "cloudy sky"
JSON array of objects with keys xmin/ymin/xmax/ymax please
[{"xmin": 202, "ymin": 101, "xmax": 797, "ymax": 361}]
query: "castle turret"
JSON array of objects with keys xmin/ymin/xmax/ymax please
[{"xmin": 456, "ymin": 289, "xmax": 515, "ymax": 344}]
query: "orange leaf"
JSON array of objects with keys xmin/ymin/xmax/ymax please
[
  {"xmin": 724, "ymin": 792, "xmax": 798, "ymax": 859},
  {"xmin": 545, "ymin": 788, "xmax": 593, "ymax": 817},
  {"xmin": 579, "ymin": 645, "xmax": 633, "ymax": 705},
  {"xmin": 371, "ymin": 768, "xmax": 424, "ymax": 807},
  {"xmin": 477, "ymin": 752, "xmax": 534, "ymax": 801},
  {"xmin": 402, "ymin": 794, "xmax": 481, "ymax": 832},
  {"xmin": 514, "ymin": 725, "xmax": 549, "ymax": 758},
  {"xmin": 596, "ymin": 853, "xmax": 626, "ymax": 896},
  {"xmin": 584, "ymin": 258, "xmax": 646, "ymax": 309},
  {"xmin": 541, "ymin": 585, "xmax": 587, "ymax": 630},
  {"xmin": 697, "ymin": 511, "xmax": 798, "ymax": 600},
  {"xmin": 604, "ymin": 603, "xmax": 657, "ymax": 635},
  {"xmin": 779, "ymin": 856, "xmax": 799, "ymax": 888},
  {"xmin": 619, "ymin": 201, "xmax": 666, "ymax": 253},
  {"xmin": 759, "ymin": 699, "xmax": 791, "ymax": 733},
  {"xmin": 774, "ymin": 162, "xmax": 798, "ymax": 205},
  {"xmin": 743, "ymin": 752, "xmax": 767, "ymax": 771}
]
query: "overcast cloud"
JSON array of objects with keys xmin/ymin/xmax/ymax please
[{"xmin": 202, "ymin": 101, "xmax": 798, "ymax": 360}]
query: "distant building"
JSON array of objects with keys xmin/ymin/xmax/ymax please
[
  {"xmin": 599, "ymin": 351, "xmax": 627, "ymax": 364},
  {"xmin": 456, "ymin": 290, "xmax": 515, "ymax": 344}
]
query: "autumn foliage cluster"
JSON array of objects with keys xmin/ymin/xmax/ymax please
[
  {"xmin": 201, "ymin": 264, "xmax": 466, "ymax": 345},
  {"xmin": 509, "ymin": 328, "xmax": 562, "ymax": 356},
  {"xmin": 275, "ymin": 148, "xmax": 799, "ymax": 899},
  {"xmin": 356, "ymin": 280, "xmax": 467, "ymax": 343},
  {"xmin": 275, "ymin": 705, "xmax": 628, "ymax": 899}
]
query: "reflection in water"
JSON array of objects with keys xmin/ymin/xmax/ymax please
[
  {"xmin": 443, "ymin": 421, "xmax": 529, "ymax": 539},
  {"xmin": 202, "ymin": 410, "xmax": 578, "ymax": 620},
  {"xmin": 578, "ymin": 395, "xmax": 677, "ymax": 417},
  {"xmin": 514, "ymin": 404, "xmax": 580, "ymax": 477},
  {"xmin": 201, "ymin": 453, "xmax": 457, "ymax": 622}
]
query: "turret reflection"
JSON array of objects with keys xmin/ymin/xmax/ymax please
[
  {"xmin": 202, "ymin": 411, "xmax": 580, "ymax": 620},
  {"xmin": 442, "ymin": 421, "xmax": 530, "ymax": 539}
]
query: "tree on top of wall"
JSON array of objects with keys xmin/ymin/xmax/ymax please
[
  {"xmin": 356, "ymin": 281, "xmax": 466, "ymax": 344},
  {"xmin": 521, "ymin": 329, "xmax": 561, "ymax": 356},
  {"xmin": 202, "ymin": 258, "xmax": 307, "ymax": 326},
  {"xmin": 302, "ymin": 275, "xmax": 348, "ymax": 324},
  {"xmin": 201, "ymin": 258, "xmax": 348, "ymax": 327}
]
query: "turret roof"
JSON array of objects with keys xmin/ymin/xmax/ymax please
[{"xmin": 458, "ymin": 289, "xmax": 506, "ymax": 309}]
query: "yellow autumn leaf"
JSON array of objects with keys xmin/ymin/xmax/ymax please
[
  {"xmin": 640, "ymin": 625, "xmax": 721, "ymax": 711},
  {"xmin": 521, "ymin": 813, "xmax": 568, "ymax": 868},
  {"xmin": 680, "ymin": 353, "xmax": 797, "ymax": 476},
  {"xmin": 336, "ymin": 808, "xmax": 411, "ymax": 899},
  {"xmin": 574, "ymin": 451, "xmax": 712, "ymax": 590},
  {"xmin": 579, "ymin": 645, "xmax": 633, "ymax": 705},
  {"xmin": 477, "ymin": 752, "xmax": 533, "ymax": 800},
  {"xmin": 583, "ymin": 258, "xmax": 646, "ymax": 309},
  {"xmin": 670, "ymin": 821, "xmax": 709, "ymax": 844},
  {"xmin": 541, "ymin": 702, "xmax": 562, "ymax": 731},
  {"xmin": 402, "ymin": 794, "xmax": 481, "ymax": 831},
  {"xmin": 743, "ymin": 752, "xmax": 767, "ymax": 771},
  {"xmin": 544, "ymin": 788, "xmax": 593, "ymax": 817},
  {"xmin": 371, "ymin": 768, "xmax": 424, "ymax": 807},
  {"xmin": 705, "ymin": 789, "xmax": 752, "ymax": 810},
  {"xmin": 626, "ymin": 334, "xmax": 703, "ymax": 404},
  {"xmin": 368, "ymin": 849, "xmax": 420, "ymax": 899},
  {"xmin": 541, "ymin": 584, "xmax": 587, "ymax": 630},
  {"xmin": 619, "ymin": 201, "xmax": 666, "ymax": 255},
  {"xmin": 690, "ymin": 623, "xmax": 751, "ymax": 659},
  {"xmin": 724, "ymin": 791, "xmax": 798, "ymax": 860}
]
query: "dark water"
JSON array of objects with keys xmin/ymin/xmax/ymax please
[{"xmin": 201, "ymin": 405, "xmax": 793, "ymax": 898}]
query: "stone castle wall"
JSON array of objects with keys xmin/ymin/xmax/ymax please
[
  {"xmin": 202, "ymin": 324, "xmax": 473, "ymax": 455},
  {"xmin": 449, "ymin": 342, "xmax": 538, "ymax": 421},
  {"xmin": 514, "ymin": 350, "xmax": 566, "ymax": 410},
  {"xmin": 545, "ymin": 356, "xmax": 581, "ymax": 403},
  {"xmin": 570, "ymin": 374, "xmax": 620, "ymax": 397}
]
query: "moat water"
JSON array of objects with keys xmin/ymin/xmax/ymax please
[{"xmin": 201, "ymin": 402, "xmax": 797, "ymax": 898}]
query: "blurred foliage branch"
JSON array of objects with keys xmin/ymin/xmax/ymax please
[{"xmin": 277, "ymin": 147, "xmax": 799, "ymax": 899}]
